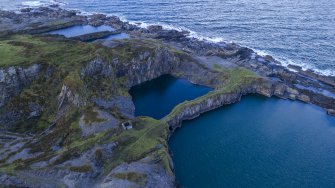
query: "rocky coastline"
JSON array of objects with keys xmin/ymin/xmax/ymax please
[{"xmin": 0, "ymin": 5, "xmax": 334, "ymax": 188}]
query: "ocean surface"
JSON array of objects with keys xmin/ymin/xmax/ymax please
[
  {"xmin": 169, "ymin": 95, "xmax": 335, "ymax": 187},
  {"xmin": 1, "ymin": 0, "xmax": 335, "ymax": 75}
]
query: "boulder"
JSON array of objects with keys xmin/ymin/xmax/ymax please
[
  {"xmin": 147, "ymin": 25, "xmax": 163, "ymax": 33},
  {"xmin": 327, "ymin": 109, "xmax": 335, "ymax": 116},
  {"xmin": 297, "ymin": 94, "xmax": 310, "ymax": 103}
]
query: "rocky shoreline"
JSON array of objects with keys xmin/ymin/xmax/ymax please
[{"xmin": 0, "ymin": 5, "xmax": 334, "ymax": 188}]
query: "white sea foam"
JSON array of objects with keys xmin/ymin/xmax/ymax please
[
  {"xmin": 21, "ymin": 0, "xmax": 65, "ymax": 7},
  {"xmin": 76, "ymin": 9, "xmax": 335, "ymax": 76},
  {"xmin": 125, "ymin": 20, "xmax": 226, "ymax": 43},
  {"xmin": 21, "ymin": 1, "xmax": 44, "ymax": 7},
  {"xmin": 16, "ymin": 0, "xmax": 335, "ymax": 77},
  {"xmin": 253, "ymin": 49, "xmax": 335, "ymax": 76},
  {"xmin": 50, "ymin": 0, "xmax": 67, "ymax": 6}
]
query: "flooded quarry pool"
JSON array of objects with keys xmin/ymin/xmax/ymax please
[
  {"xmin": 129, "ymin": 75, "xmax": 212, "ymax": 119},
  {"xmin": 47, "ymin": 25, "xmax": 115, "ymax": 37},
  {"xmin": 47, "ymin": 25, "xmax": 129, "ymax": 40},
  {"xmin": 169, "ymin": 95, "xmax": 335, "ymax": 187}
]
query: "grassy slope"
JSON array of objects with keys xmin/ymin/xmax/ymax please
[
  {"xmin": 0, "ymin": 116, "xmax": 171, "ymax": 175},
  {"xmin": 0, "ymin": 35, "xmax": 98, "ymax": 67},
  {"xmin": 104, "ymin": 117, "xmax": 171, "ymax": 173}
]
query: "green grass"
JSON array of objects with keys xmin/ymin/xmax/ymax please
[
  {"xmin": 112, "ymin": 117, "xmax": 168, "ymax": 162},
  {"xmin": 219, "ymin": 67, "xmax": 260, "ymax": 92},
  {"xmin": 113, "ymin": 172, "xmax": 148, "ymax": 186},
  {"xmin": 0, "ymin": 35, "xmax": 99, "ymax": 68},
  {"xmin": 95, "ymin": 117, "xmax": 171, "ymax": 174},
  {"xmin": 46, "ymin": 117, "xmax": 171, "ymax": 174},
  {"xmin": 63, "ymin": 72, "xmax": 85, "ymax": 94},
  {"xmin": 99, "ymin": 38, "xmax": 163, "ymax": 62},
  {"xmin": 83, "ymin": 107, "xmax": 106, "ymax": 125},
  {"xmin": 213, "ymin": 63, "xmax": 222, "ymax": 71},
  {"xmin": 0, "ymin": 41, "xmax": 27, "ymax": 65},
  {"xmin": 68, "ymin": 165, "xmax": 92, "ymax": 173}
]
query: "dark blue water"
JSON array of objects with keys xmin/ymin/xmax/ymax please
[
  {"xmin": 129, "ymin": 75, "xmax": 211, "ymax": 119},
  {"xmin": 2, "ymin": 0, "xmax": 333, "ymax": 75},
  {"xmin": 169, "ymin": 95, "xmax": 335, "ymax": 188}
]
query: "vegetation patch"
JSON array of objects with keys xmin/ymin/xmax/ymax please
[
  {"xmin": 69, "ymin": 165, "xmax": 92, "ymax": 173},
  {"xmin": 100, "ymin": 38, "xmax": 163, "ymax": 62},
  {"xmin": 218, "ymin": 67, "xmax": 260, "ymax": 92},
  {"xmin": 99, "ymin": 117, "xmax": 171, "ymax": 173},
  {"xmin": 112, "ymin": 117, "xmax": 168, "ymax": 161},
  {"xmin": 0, "ymin": 35, "xmax": 100, "ymax": 68},
  {"xmin": 113, "ymin": 172, "xmax": 148, "ymax": 186},
  {"xmin": 83, "ymin": 107, "xmax": 106, "ymax": 125}
]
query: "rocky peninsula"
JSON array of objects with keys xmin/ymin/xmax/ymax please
[{"xmin": 0, "ymin": 6, "xmax": 334, "ymax": 188}]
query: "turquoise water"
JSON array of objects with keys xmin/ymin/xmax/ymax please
[
  {"xmin": 129, "ymin": 75, "xmax": 211, "ymax": 119},
  {"xmin": 169, "ymin": 95, "xmax": 335, "ymax": 188}
]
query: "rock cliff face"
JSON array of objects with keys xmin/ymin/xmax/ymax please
[
  {"xmin": 0, "ymin": 64, "xmax": 40, "ymax": 107},
  {"xmin": 166, "ymin": 88, "xmax": 253, "ymax": 131},
  {"xmin": 57, "ymin": 84, "xmax": 84, "ymax": 109},
  {"xmin": 126, "ymin": 48, "xmax": 175, "ymax": 87}
]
